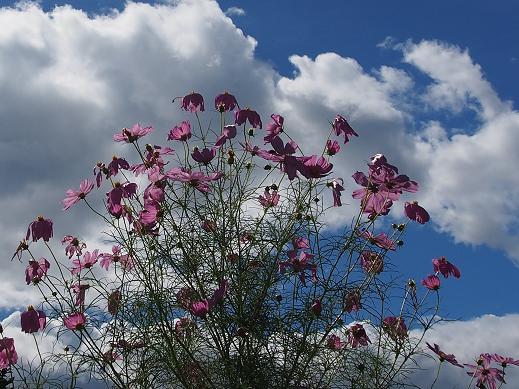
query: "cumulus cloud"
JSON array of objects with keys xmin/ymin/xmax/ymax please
[
  {"xmin": 0, "ymin": 0, "xmax": 518, "ymax": 316},
  {"xmin": 224, "ymin": 6, "xmax": 245, "ymax": 16},
  {"xmin": 410, "ymin": 314, "xmax": 519, "ymax": 387}
]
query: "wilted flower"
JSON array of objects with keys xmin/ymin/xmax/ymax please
[
  {"xmin": 235, "ymin": 108, "xmax": 262, "ymax": 128},
  {"xmin": 382, "ymin": 316, "xmax": 408, "ymax": 341},
  {"xmin": 26, "ymin": 216, "xmax": 53, "ymax": 242},
  {"xmin": 327, "ymin": 334, "xmax": 345, "ymax": 351},
  {"xmin": 360, "ymin": 251, "xmax": 384, "ymax": 274},
  {"xmin": 215, "ymin": 91, "xmax": 238, "ymax": 112},
  {"xmin": 20, "ymin": 306, "xmax": 46, "ymax": 334},
  {"xmin": 421, "ymin": 274, "xmax": 441, "ymax": 290},
  {"xmin": 181, "ymin": 92, "xmax": 205, "ymax": 112},
  {"xmin": 64, "ymin": 312, "xmax": 86, "ymax": 330},
  {"xmin": 63, "ymin": 179, "xmax": 94, "ymax": 211},
  {"xmin": 426, "ymin": 343, "xmax": 463, "ymax": 367},
  {"xmin": 62, "ymin": 235, "xmax": 86, "ymax": 259},
  {"xmin": 0, "ymin": 338, "xmax": 18, "ymax": 369},
  {"xmin": 25, "ymin": 258, "xmax": 50, "ymax": 285},
  {"xmin": 71, "ymin": 283, "xmax": 90, "ymax": 307},
  {"xmin": 168, "ymin": 121, "xmax": 192, "ymax": 142},
  {"xmin": 348, "ymin": 324, "xmax": 370, "ymax": 348},
  {"xmin": 432, "ymin": 257, "xmax": 461, "ymax": 279},
  {"xmin": 404, "ymin": 201, "xmax": 430, "ymax": 224},
  {"xmin": 332, "ymin": 114, "xmax": 358, "ymax": 144}
]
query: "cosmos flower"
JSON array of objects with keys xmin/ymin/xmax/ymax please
[
  {"xmin": 181, "ymin": 92, "xmax": 205, "ymax": 112},
  {"xmin": 214, "ymin": 91, "xmax": 238, "ymax": 112},
  {"xmin": 25, "ymin": 258, "xmax": 50, "ymax": 285},
  {"xmin": 327, "ymin": 334, "xmax": 345, "ymax": 351},
  {"xmin": 404, "ymin": 201, "xmax": 430, "ymax": 224},
  {"xmin": 63, "ymin": 179, "xmax": 94, "ymax": 211},
  {"xmin": 421, "ymin": 274, "xmax": 441, "ymax": 290},
  {"xmin": 20, "ymin": 306, "xmax": 46, "ymax": 334},
  {"xmin": 432, "ymin": 257, "xmax": 461, "ymax": 279},
  {"xmin": 168, "ymin": 121, "xmax": 192, "ymax": 142},
  {"xmin": 332, "ymin": 114, "xmax": 358, "ymax": 144},
  {"xmin": 264, "ymin": 114, "xmax": 284, "ymax": 144},
  {"xmin": 71, "ymin": 250, "xmax": 100, "ymax": 275},
  {"xmin": 235, "ymin": 108, "xmax": 262, "ymax": 128},
  {"xmin": 192, "ymin": 147, "xmax": 216, "ymax": 164},
  {"xmin": 0, "ymin": 338, "xmax": 18, "ymax": 369},
  {"xmin": 325, "ymin": 140, "xmax": 340, "ymax": 156},
  {"xmin": 64, "ymin": 312, "xmax": 87, "ymax": 331},
  {"xmin": 426, "ymin": 343, "xmax": 463, "ymax": 367},
  {"xmin": 215, "ymin": 125, "xmax": 237, "ymax": 147},
  {"xmin": 348, "ymin": 323, "xmax": 370, "ymax": 348},
  {"xmin": 113, "ymin": 124, "xmax": 153, "ymax": 143},
  {"xmin": 26, "ymin": 216, "xmax": 53, "ymax": 242}
]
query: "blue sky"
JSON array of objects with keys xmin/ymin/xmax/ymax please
[{"xmin": 0, "ymin": 1, "xmax": 518, "ymax": 386}]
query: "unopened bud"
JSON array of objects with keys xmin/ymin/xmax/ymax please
[
  {"xmin": 264, "ymin": 165, "xmax": 272, "ymax": 170},
  {"xmin": 392, "ymin": 223, "xmax": 398, "ymax": 229},
  {"xmin": 270, "ymin": 184, "xmax": 278, "ymax": 190},
  {"xmin": 407, "ymin": 279, "xmax": 416, "ymax": 288},
  {"xmin": 396, "ymin": 240, "xmax": 404, "ymax": 246},
  {"xmin": 397, "ymin": 224, "xmax": 405, "ymax": 231},
  {"xmin": 248, "ymin": 128, "xmax": 254, "ymax": 136},
  {"xmin": 275, "ymin": 294, "xmax": 283, "ymax": 302}
]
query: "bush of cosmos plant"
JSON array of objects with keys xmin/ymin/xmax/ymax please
[{"xmin": 2, "ymin": 91, "xmax": 517, "ymax": 389}]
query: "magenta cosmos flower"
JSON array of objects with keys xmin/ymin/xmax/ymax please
[
  {"xmin": 215, "ymin": 91, "xmax": 238, "ymax": 112},
  {"xmin": 404, "ymin": 201, "xmax": 430, "ymax": 224},
  {"xmin": 279, "ymin": 251, "xmax": 317, "ymax": 286},
  {"xmin": 465, "ymin": 356, "xmax": 505, "ymax": 389},
  {"xmin": 71, "ymin": 283, "xmax": 90, "ymax": 307},
  {"xmin": 256, "ymin": 136, "xmax": 300, "ymax": 180},
  {"xmin": 21, "ymin": 306, "xmax": 46, "ymax": 334},
  {"xmin": 327, "ymin": 334, "xmax": 345, "ymax": 351},
  {"xmin": 332, "ymin": 114, "xmax": 358, "ymax": 144},
  {"xmin": 165, "ymin": 168, "xmax": 223, "ymax": 194},
  {"xmin": 299, "ymin": 155, "xmax": 333, "ymax": 179},
  {"xmin": 62, "ymin": 235, "xmax": 86, "ymax": 259},
  {"xmin": 348, "ymin": 323, "xmax": 370, "ymax": 348},
  {"xmin": 113, "ymin": 124, "xmax": 153, "ymax": 143},
  {"xmin": 64, "ymin": 312, "xmax": 87, "ymax": 330},
  {"xmin": 358, "ymin": 230, "xmax": 396, "ymax": 251},
  {"xmin": 63, "ymin": 179, "xmax": 94, "ymax": 211},
  {"xmin": 71, "ymin": 249, "xmax": 100, "ymax": 275},
  {"xmin": 311, "ymin": 299, "xmax": 322, "ymax": 316},
  {"xmin": 100, "ymin": 245, "xmax": 133, "ymax": 271},
  {"xmin": 422, "ymin": 274, "xmax": 441, "ymax": 290},
  {"xmin": 489, "ymin": 353, "xmax": 519, "ymax": 367},
  {"xmin": 168, "ymin": 120, "xmax": 192, "ymax": 142},
  {"xmin": 106, "ymin": 182, "xmax": 138, "ymax": 218},
  {"xmin": 189, "ymin": 280, "xmax": 229, "ymax": 319},
  {"xmin": 258, "ymin": 188, "xmax": 280, "ymax": 208},
  {"xmin": 25, "ymin": 258, "xmax": 50, "ymax": 285},
  {"xmin": 264, "ymin": 114, "xmax": 284, "ymax": 144},
  {"xmin": 382, "ymin": 316, "xmax": 408, "ymax": 341},
  {"xmin": 215, "ymin": 125, "xmax": 237, "ymax": 147},
  {"xmin": 325, "ymin": 140, "xmax": 340, "ymax": 156},
  {"xmin": 432, "ymin": 257, "xmax": 461, "ymax": 279},
  {"xmin": 0, "ymin": 338, "xmax": 18, "ymax": 369},
  {"xmin": 180, "ymin": 92, "xmax": 205, "ymax": 112},
  {"xmin": 426, "ymin": 343, "xmax": 463, "ymax": 367},
  {"xmin": 327, "ymin": 178, "xmax": 344, "ymax": 207},
  {"xmin": 26, "ymin": 216, "xmax": 53, "ymax": 242},
  {"xmin": 235, "ymin": 107, "xmax": 262, "ymax": 128},
  {"xmin": 192, "ymin": 147, "xmax": 216, "ymax": 165}
]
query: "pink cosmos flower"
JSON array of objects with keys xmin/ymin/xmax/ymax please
[
  {"xmin": 421, "ymin": 274, "xmax": 441, "ymax": 290},
  {"xmin": 71, "ymin": 249, "xmax": 99, "ymax": 275},
  {"xmin": 426, "ymin": 343, "xmax": 463, "ymax": 367},
  {"xmin": 25, "ymin": 258, "xmax": 50, "ymax": 285},
  {"xmin": 62, "ymin": 235, "xmax": 86, "ymax": 259},
  {"xmin": 432, "ymin": 257, "xmax": 461, "ymax": 279},
  {"xmin": 201, "ymin": 219, "xmax": 217, "ymax": 232},
  {"xmin": 21, "ymin": 306, "xmax": 46, "ymax": 334},
  {"xmin": 327, "ymin": 334, "xmax": 345, "ymax": 351},
  {"xmin": 71, "ymin": 283, "xmax": 90, "ymax": 307},
  {"xmin": 64, "ymin": 312, "xmax": 86, "ymax": 330},
  {"xmin": 165, "ymin": 168, "xmax": 223, "ymax": 193},
  {"xmin": 108, "ymin": 290, "xmax": 122, "ymax": 315},
  {"xmin": 180, "ymin": 92, "xmax": 204, "ymax": 112},
  {"xmin": 176, "ymin": 287, "xmax": 198, "ymax": 309},
  {"xmin": 299, "ymin": 155, "xmax": 333, "ymax": 179},
  {"xmin": 311, "ymin": 299, "xmax": 322, "ymax": 316},
  {"xmin": 264, "ymin": 114, "xmax": 284, "ymax": 144},
  {"xmin": 215, "ymin": 91, "xmax": 238, "ymax": 112},
  {"xmin": 279, "ymin": 251, "xmax": 317, "ymax": 286},
  {"xmin": 404, "ymin": 201, "xmax": 430, "ymax": 224},
  {"xmin": 215, "ymin": 125, "xmax": 237, "ymax": 147},
  {"xmin": 326, "ymin": 178, "xmax": 344, "ymax": 207},
  {"xmin": 26, "ymin": 216, "xmax": 53, "ymax": 242},
  {"xmin": 131, "ymin": 145, "xmax": 174, "ymax": 177},
  {"xmin": 344, "ymin": 290, "xmax": 362, "ymax": 313},
  {"xmin": 192, "ymin": 147, "xmax": 216, "ymax": 165},
  {"xmin": 106, "ymin": 182, "xmax": 138, "ymax": 218},
  {"xmin": 0, "ymin": 338, "xmax": 18, "ymax": 369},
  {"xmin": 325, "ymin": 140, "xmax": 340, "ymax": 156},
  {"xmin": 360, "ymin": 251, "xmax": 384, "ymax": 274},
  {"xmin": 168, "ymin": 121, "xmax": 192, "ymax": 142},
  {"xmin": 189, "ymin": 280, "xmax": 228, "ymax": 319},
  {"xmin": 348, "ymin": 324, "xmax": 370, "ymax": 348},
  {"xmin": 490, "ymin": 353, "xmax": 519, "ymax": 367},
  {"xmin": 258, "ymin": 188, "xmax": 280, "ymax": 208},
  {"xmin": 144, "ymin": 180, "xmax": 166, "ymax": 203},
  {"xmin": 332, "ymin": 114, "xmax": 358, "ymax": 144},
  {"xmin": 358, "ymin": 230, "xmax": 396, "ymax": 251},
  {"xmin": 382, "ymin": 316, "xmax": 408, "ymax": 341},
  {"xmin": 113, "ymin": 124, "xmax": 153, "ymax": 143},
  {"xmin": 107, "ymin": 156, "xmax": 130, "ymax": 178},
  {"xmin": 139, "ymin": 200, "xmax": 161, "ymax": 229},
  {"xmin": 63, "ymin": 179, "xmax": 94, "ymax": 211},
  {"xmin": 235, "ymin": 108, "xmax": 262, "ymax": 128},
  {"xmin": 257, "ymin": 136, "xmax": 300, "ymax": 180},
  {"xmin": 465, "ymin": 356, "xmax": 505, "ymax": 389},
  {"xmin": 100, "ymin": 245, "xmax": 132, "ymax": 270},
  {"xmin": 175, "ymin": 317, "xmax": 195, "ymax": 336},
  {"xmin": 292, "ymin": 237, "xmax": 310, "ymax": 249}
]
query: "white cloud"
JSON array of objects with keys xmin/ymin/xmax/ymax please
[
  {"xmin": 410, "ymin": 314, "xmax": 519, "ymax": 387},
  {"xmin": 224, "ymin": 6, "xmax": 245, "ymax": 16}
]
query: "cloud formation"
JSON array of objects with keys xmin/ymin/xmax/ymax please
[{"xmin": 0, "ymin": 0, "xmax": 518, "ymax": 313}]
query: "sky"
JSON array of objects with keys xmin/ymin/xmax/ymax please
[{"xmin": 0, "ymin": 0, "xmax": 518, "ymax": 387}]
